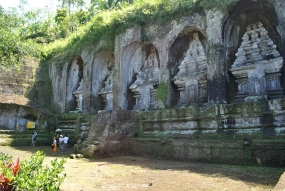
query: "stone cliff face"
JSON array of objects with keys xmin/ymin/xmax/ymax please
[
  {"xmin": 2, "ymin": 0, "xmax": 285, "ymax": 165},
  {"xmin": 56, "ymin": 0, "xmax": 285, "ymax": 165},
  {"xmin": 49, "ymin": 0, "xmax": 285, "ymax": 114},
  {"xmin": 0, "ymin": 59, "xmax": 50, "ymax": 130}
]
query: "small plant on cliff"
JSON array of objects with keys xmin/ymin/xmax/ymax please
[
  {"xmin": 0, "ymin": 151, "xmax": 66, "ymax": 191},
  {"xmin": 155, "ymin": 83, "xmax": 168, "ymax": 105}
]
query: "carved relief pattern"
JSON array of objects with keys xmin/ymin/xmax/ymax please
[
  {"xmin": 230, "ymin": 22, "xmax": 284, "ymax": 102},
  {"xmin": 130, "ymin": 46, "xmax": 160, "ymax": 110},
  {"xmin": 98, "ymin": 70, "xmax": 114, "ymax": 111},
  {"xmin": 71, "ymin": 79, "xmax": 83, "ymax": 113},
  {"xmin": 174, "ymin": 32, "xmax": 208, "ymax": 106}
]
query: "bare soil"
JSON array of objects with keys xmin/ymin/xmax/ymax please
[{"xmin": 0, "ymin": 146, "xmax": 284, "ymax": 191}]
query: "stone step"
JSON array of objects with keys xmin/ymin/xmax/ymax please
[{"xmin": 59, "ymin": 120, "xmax": 77, "ymax": 123}]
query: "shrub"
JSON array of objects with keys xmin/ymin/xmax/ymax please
[
  {"xmin": 0, "ymin": 151, "xmax": 66, "ymax": 191},
  {"xmin": 0, "ymin": 153, "xmax": 19, "ymax": 191}
]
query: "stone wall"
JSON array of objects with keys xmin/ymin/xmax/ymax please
[
  {"xmin": 0, "ymin": 103, "xmax": 40, "ymax": 131},
  {"xmin": 1, "ymin": 0, "xmax": 284, "ymax": 165},
  {"xmin": 0, "ymin": 59, "xmax": 38, "ymax": 96},
  {"xmin": 0, "ymin": 58, "xmax": 52, "ymax": 131}
]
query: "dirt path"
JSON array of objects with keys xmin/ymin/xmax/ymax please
[{"xmin": 0, "ymin": 146, "xmax": 284, "ymax": 191}]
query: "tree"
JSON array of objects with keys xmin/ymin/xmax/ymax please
[
  {"xmin": 59, "ymin": 0, "xmax": 85, "ymax": 15},
  {"xmin": 0, "ymin": 6, "xmax": 39, "ymax": 69},
  {"xmin": 55, "ymin": 8, "xmax": 68, "ymax": 24},
  {"xmin": 89, "ymin": 0, "xmax": 133, "ymax": 12},
  {"xmin": 90, "ymin": 0, "xmax": 119, "ymax": 10}
]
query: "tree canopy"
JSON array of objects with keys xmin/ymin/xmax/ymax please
[{"xmin": 0, "ymin": 6, "xmax": 40, "ymax": 69}]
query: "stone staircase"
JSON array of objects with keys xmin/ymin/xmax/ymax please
[
  {"xmin": 0, "ymin": 130, "xmax": 52, "ymax": 146},
  {"xmin": 58, "ymin": 117, "xmax": 77, "ymax": 133}
]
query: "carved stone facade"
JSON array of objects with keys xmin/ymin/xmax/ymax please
[
  {"xmin": 98, "ymin": 71, "xmax": 114, "ymax": 111},
  {"xmin": 66, "ymin": 57, "xmax": 83, "ymax": 112},
  {"xmin": 72, "ymin": 79, "xmax": 83, "ymax": 113},
  {"xmin": 130, "ymin": 46, "xmax": 160, "ymax": 110},
  {"xmin": 174, "ymin": 32, "xmax": 208, "ymax": 106},
  {"xmin": 10, "ymin": 0, "xmax": 285, "ymax": 166},
  {"xmin": 230, "ymin": 22, "xmax": 284, "ymax": 102}
]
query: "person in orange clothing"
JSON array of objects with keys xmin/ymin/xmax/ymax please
[{"xmin": 51, "ymin": 137, "xmax": 57, "ymax": 155}]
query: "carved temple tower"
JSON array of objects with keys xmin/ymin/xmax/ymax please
[
  {"xmin": 130, "ymin": 46, "xmax": 160, "ymax": 110},
  {"xmin": 230, "ymin": 22, "xmax": 284, "ymax": 102},
  {"xmin": 174, "ymin": 32, "xmax": 208, "ymax": 106},
  {"xmin": 98, "ymin": 71, "xmax": 114, "ymax": 111},
  {"xmin": 72, "ymin": 79, "xmax": 83, "ymax": 113}
]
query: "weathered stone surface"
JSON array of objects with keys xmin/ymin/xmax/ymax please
[
  {"xmin": 130, "ymin": 46, "xmax": 160, "ymax": 110},
  {"xmin": 70, "ymin": 154, "xmax": 76, "ymax": 159},
  {"xmin": 230, "ymin": 22, "xmax": 284, "ymax": 102},
  {"xmin": 98, "ymin": 70, "xmax": 114, "ymax": 111},
  {"xmin": 174, "ymin": 32, "xmax": 207, "ymax": 106},
  {"xmin": 91, "ymin": 50, "xmax": 115, "ymax": 113},
  {"xmin": 84, "ymin": 145, "xmax": 100, "ymax": 158},
  {"xmin": 1, "ymin": 0, "xmax": 285, "ymax": 166},
  {"xmin": 76, "ymin": 154, "xmax": 84, "ymax": 158},
  {"xmin": 0, "ymin": 59, "xmax": 38, "ymax": 96},
  {"xmin": 50, "ymin": 62, "xmax": 68, "ymax": 113},
  {"xmin": 73, "ymin": 144, "xmax": 81, "ymax": 154},
  {"xmin": 72, "ymin": 79, "xmax": 83, "ymax": 112},
  {"xmin": 0, "ymin": 104, "xmax": 39, "ymax": 130},
  {"xmin": 66, "ymin": 57, "xmax": 83, "ymax": 112}
]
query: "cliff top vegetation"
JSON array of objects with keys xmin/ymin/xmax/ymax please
[{"xmin": 0, "ymin": 0, "xmax": 238, "ymax": 68}]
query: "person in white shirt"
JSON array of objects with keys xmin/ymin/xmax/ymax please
[
  {"xmin": 58, "ymin": 135, "xmax": 64, "ymax": 151},
  {"xmin": 63, "ymin": 135, "xmax": 69, "ymax": 153}
]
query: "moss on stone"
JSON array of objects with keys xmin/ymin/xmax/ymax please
[{"xmin": 155, "ymin": 82, "xmax": 168, "ymax": 105}]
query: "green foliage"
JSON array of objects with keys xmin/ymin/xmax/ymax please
[
  {"xmin": 0, "ymin": 153, "xmax": 13, "ymax": 165},
  {"xmin": 59, "ymin": 0, "xmax": 85, "ymax": 15},
  {"xmin": 198, "ymin": 0, "xmax": 239, "ymax": 11},
  {"xmin": 0, "ymin": 8, "xmax": 40, "ymax": 69},
  {"xmin": 0, "ymin": 156, "xmax": 20, "ymax": 191},
  {"xmin": 55, "ymin": 8, "xmax": 68, "ymax": 24},
  {"xmin": 0, "ymin": 151, "xmax": 66, "ymax": 191},
  {"xmin": 0, "ymin": 0, "xmax": 240, "ymax": 66},
  {"xmin": 45, "ymin": 0, "xmax": 239, "ymax": 62},
  {"xmin": 95, "ymin": 0, "xmax": 121, "ymax": 10},
  {"xmin": 89, "ymin": 0, "xmax": 133, "ymax": 12},
  {"xmin": 73, "ymin": 10, "xmax": 88, "ymax": 25},
  {"xmin": 155, "ymin": 83, "xmax": 168, "ymax": 105}
]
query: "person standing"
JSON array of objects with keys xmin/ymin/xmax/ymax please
[
  {"xmin": 52, "ymin": 137, "xmax": 57, "ymax": 156},
  {"xmin": 31, "ymin": 131, "xmax": 37, "ymax": 147},
  {"xmin": 63, "ymin": 135, "xmax": 69, "ymax": 154},
  {"xmin": 58, "ymin": 135, "xmax": 64, "ymax": 152}
]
